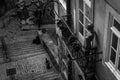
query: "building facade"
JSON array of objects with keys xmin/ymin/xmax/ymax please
[
  {"xmin": 0, "ymin": 0, "xmax": 120, "ymax": 80},
  {"xmin": 57, "ymin": 0, "xmax": 120, "ymax": 80}
]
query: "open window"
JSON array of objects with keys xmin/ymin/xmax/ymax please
[{"xmin": 78, "ymin": 0, "xmax": 94, "ymax": 41}]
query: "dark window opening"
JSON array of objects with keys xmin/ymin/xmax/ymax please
[{"xmin": 6, "ymin": 68, "xmax": 16, "ymax": 76}]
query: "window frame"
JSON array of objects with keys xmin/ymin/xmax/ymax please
[
  {"xmin": 109, "ymin": 28, "xmax": 119, "ymax": 68},
  {"xmin": 59, "ymin": 0, "xmax": 67, "ymax": 10},
  {"xmin": 78, "ymin": 0, "xmax": 93, "ymax": 43},
  {"xmin": 103, "ymin": 4, "xmax": 120, "ymax": 80},
  {"xmin": 107, "ymin": 16, "xmax": 120, "ymax": 76}
]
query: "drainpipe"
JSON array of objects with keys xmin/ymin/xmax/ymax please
[
  {"xmin": 68, "ymin": 54, "xmax": 73, "ymax": 80},
  {"xmin": 67, "ymin": 0, "xmax": 72, "ymax": 30},
  {"xmin": 93, "ymin": 0, "xmax": 95, "ymax": 25}
]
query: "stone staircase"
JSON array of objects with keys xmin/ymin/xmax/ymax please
[
  {"xmin": 7, "ymin": 40, "xmax": 45, "ymax": 60},
  {"xmin": 43, "ymin": 72, "xmax": 59, "ymax": 80},
  {"xmin": 34, "ymin": 71, "xmax": 60, "ymax": 80},
  {"xmin": 0, "ymin": 40, "xmax": 47, "ymax": 61},
  {"xmin": 0, "ymin": 39, "xmax": 55, "ymax": 80},
  {"xmin": 0, "ymin": 36, "xmax": 63, "ymax": 80}
]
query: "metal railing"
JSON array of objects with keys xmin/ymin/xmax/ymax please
[{"xmin": 41, "ymin": 1, "xmax": 100, "ymax": 80}]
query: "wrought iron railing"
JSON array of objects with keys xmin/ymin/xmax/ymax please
[{"xmin": 41, "ymin": 0, "xmax": 100, "ymax": 80}]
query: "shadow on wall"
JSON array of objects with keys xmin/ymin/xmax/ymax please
[
  {"xmin": 0, "ymin": 0, "xmax": 7, "ymax": 17},
  {"xmin": 0, "ymin": 0, "xmax": 17, "ymax": 17},
  {"xmin": 94, "ymin": 29, "xmax": 100, "ymax": 51}
]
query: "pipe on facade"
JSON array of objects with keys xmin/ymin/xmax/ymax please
[
  {"xmin": 67, "ymin": 0, "xmax": 72, "ymax": 30},
  {"xmin": 93, "ymin": 0, "xmax": 95, "ymax": 25}
]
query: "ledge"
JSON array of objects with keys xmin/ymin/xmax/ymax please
[{"xmin": 105, "ymin": 62, "xmax": 120, "ymax": 80}]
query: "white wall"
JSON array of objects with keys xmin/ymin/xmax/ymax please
[
  {"xmin": 106, "ymin": 0, "xmax": 120, "ymax": 14},
  {"xmin": 94, "ymin": 0, "xmax": 120, "ymax": 80}
]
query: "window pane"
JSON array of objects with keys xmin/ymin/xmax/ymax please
[
  {"xmin": 85, "ymin": 3, "xmax": 93, "ymax": 21},
  {"xmin": 79, "ymin": 22, "xmax": 84, "ymax": 35},
  {"xmin": 118, "ymin": 58, "xmax": 120, "ymax": 71},
  {"xmin": 110, "ymin": 48, "xmax": 116, "ymax": 64},
  {"xmin": 112, "ymin": 33, "xmax": 118, "ymax": 50},
  {"xmin": 114, "ymin": 19, "xmax": 120, "ymax": 32},
  {"xmin": 79, "ymin": 11, "xmax": 84, "ymax": 24},
  {"xmin": 79, "ymin": 0, "xmax": 83, "ymax": 11},
  {"xmin": 119, "ymin": 41, "xmax": 120, "ymax": 55},
  {"xmin": 85, "ymin": 18, "xmax": 91, "ymax": 27},
  {"xmin": 84, "ymin": 29, "xmax": 88, "ymax": 37}
]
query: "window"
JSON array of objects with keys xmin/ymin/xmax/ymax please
[
  {"xmin": 78, "ymin": 0, "xmax": 93, "ymax": 37},
  {"xmin": 59, "ymin": 0, "xmax": 67, "ymax": 10},
  {"xmin": 109, "ymin": 18, "xmax": 120, "ymax": 73},
  {"xmin": 6, "ymin": 68, "xmax": 16, "ymax": 76},
  {"xmin": 104, "ymin": 4, "xmax": 120, "ymax": 80},
  {"xmin": 110, "ymin": 32, "xmax": 118, "ymax": 64}
]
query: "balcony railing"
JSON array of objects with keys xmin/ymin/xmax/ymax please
[{"xmin": 42, "ymin": 1, "xmax": 99, "ymax": 79}]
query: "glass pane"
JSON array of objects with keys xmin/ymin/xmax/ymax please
[
  {"xmin": 84, "ymin": 29, "xmax": 88, "ymax": 37},
  {"xmin": 112, "ymin": 33, "xmax": 118, "ymax": 50},
  {"xmin": 114, "ymin": 19, "xmax": 120, "ymax": 32},
  {"xmin": 85, "ymin": 3, "xmax": 93, "ymax": 21},
  {"xmin": 118, "ymin": 58, "xmax": 120, "ymax": 71},
  {"xmin": 79, "ymin": 22, "xmax": 84, "ymax": 35},
  {"xmin": 79, "ymin": 0, "xmax": 83, "ymax": 11},
  {"xmin": 85, "ymin": 18, "xmax": 91, "ymax": 27},
  {"xmin": 110, "ymin": 48, "xmax": 116, "ymax": 64},
  {"xmin": 79, "ymin": 11, "xmax": 84, "ymax": 24},
  {"xmin": 119, "ymin": 41, "xmax": 120, "ymax": 55}
]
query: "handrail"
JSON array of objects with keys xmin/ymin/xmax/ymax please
[
  {"xmin": 54, "ymin": 10, "xmax": 74, "ymax": 35},
  {"xmin": 43, "ymin": 0, "xmax": 73, "ymax": 35},
  {"xmin": 42, "ymin": 1, "xmax": 97, "ymax": 79},
  {"xmin": 52, "ymin": 3, "xmax": 84, "ymax": 51},
  {"xmin": 59, "ymin": 36, "xmax": 86, "ymax": 80},
  {"xmin": 48, "ymin": 0, "xmax": 86, "ymax": 69},
  {"xmin": 42, "ymin": 40, "xmax": 60, "ymax": 72},
  {"xmin": 41, "ymin": 37, "xmax": 68, "ymax": 80}
]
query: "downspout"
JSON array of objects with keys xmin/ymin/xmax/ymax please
[
  {"xmin": 67, "ymin": 0, "xmax": 72, "ymax": 30},
  {"xmin": 93, "ymin": 0, "xmax": 95, "ymax": 25},
  {"xmin": 66, "ymin": 1, "xmax": 73, "ymax": 80}
]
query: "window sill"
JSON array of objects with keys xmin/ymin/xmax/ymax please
[{"xmin": 105, "ymin": 62, "xmax": 120, "ymax": 80}]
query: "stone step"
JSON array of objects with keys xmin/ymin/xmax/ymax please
[
  {"xmin": 40, "ymin": 71, "xmax": 55, "ymax": 77},
  {"xmin": 8, "ymin": 41, "xmax": 43, "ymax": 51},
  {"xmin": 0, "ymin": 44, "xmax": 45, "ymax": 57},
  {"xmin": 33, "ymin": 71, "xmax": 57, "ymax": 80},
  {"xmin": 0, "ymin": 40, "xmax": 46, "ymax": 60},
  {"xmin": 46, "ymin": 76, "xmax": 59, "ymax": 80},
  {"xmin": 44, "ymin": 73, "xmax": 59, "ymax": 80},
  {"xmin": 10, "ymin": 51, "xmax": 46, "ymax": 61},
  {"xmin": 7, "ymin": 40, "xmax": 35, "ymax": 48},
  {"xmin": 8, "ymin": 44, "xmax": 43, "ymax": 51},
  {"xmin": 0, "ymin": 53, "xmax": 49, "ymax": 80},
  {"xmin": 9, "ymin": 46, "xmax": 45, "ymax": 56},
  {"xmin": 8, "ymin": 44, "xmax": 42, "ymax": 50}
]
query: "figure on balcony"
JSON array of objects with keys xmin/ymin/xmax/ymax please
[
  {"xmin": 85, "ymin": 24, "xmax": 95, "ymax": 68},
  {"xmin": 85, "ymin": 24, "xmax": 95, "ymax": 50}
]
